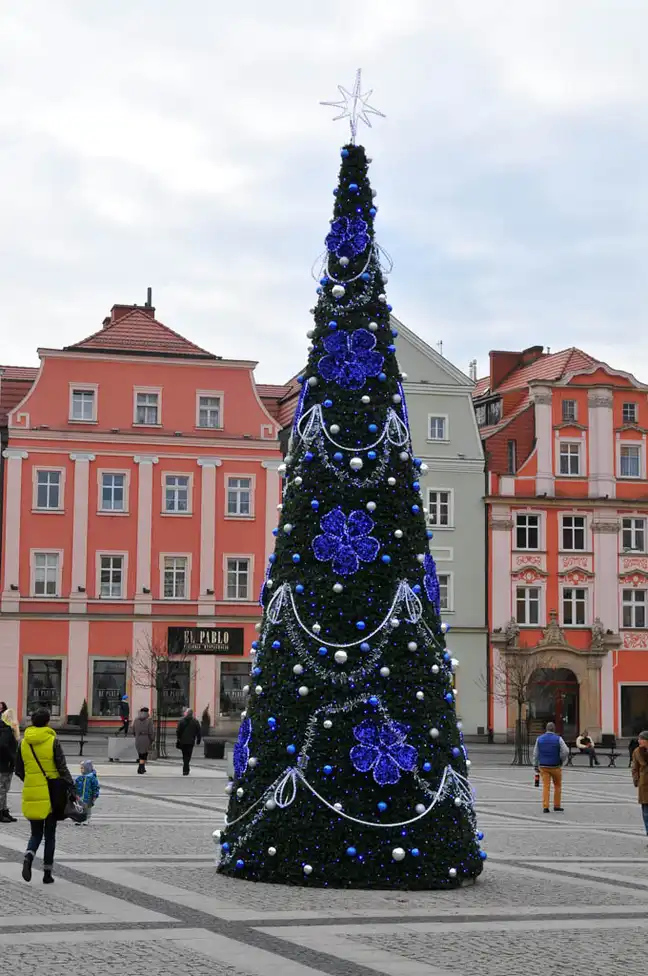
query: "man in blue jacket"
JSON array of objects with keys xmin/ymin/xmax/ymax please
[{"xmin": 533, "ymin": 721, "xmax": 569, "ymax": 813}]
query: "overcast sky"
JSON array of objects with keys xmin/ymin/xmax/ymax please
[{"xmin": 1, "ymin": 1, "xmax": 647, "ymax": 383}]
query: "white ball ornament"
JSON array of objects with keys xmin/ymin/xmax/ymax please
[
  {"xmin": 392, "ymin": 847, "xmax": 406, "ymax": 861},
  {"xmin": 416, "ymin": 690, "xmax": 425, "ymax": 700},
  {"xmin": 333, "ymin": 801, "xmax": 343, "ymax": 811},
  {"xmin": 212, "ymin": 829, "xmax": 222, "ymax": 843},
  {"xmin": 361, "ymin": 395, "xmax": 371, "ymax": 404},
  {"xmin": 390, "ymin": 617, "xmax": 400, "ymax": 628},
  {"xmin": 265, "ymin": 799, "xmax": 277, "ymax": 811},
  {"xmin": 380, "ymin": 666, "xmax": 390, "ymax": 677},
  {"xmin": 306, "ymin": 330, "xmax": 314, "ymax": 339},
  {"xmin": 431, "ymin": 664, "xmax": 440, "ymax": 674},
  {"xmin": 242, "ymin": 685, "xmax": 250, "ymax": 694},
  {"xmin": 248, "ymin": 757, "xmax": 258, "ymax": 767},
  {"xmin": 366, "ymin": 501, "xmax": 377, "ymax": 512},
  {"xmin": 378, "ymin": 293, "xmax": 387, "ymax": 303},
  {"xmin": 303, "ymin": 864, "xmax": 313, "ymax": 875},
  {"xmin": 298, "ymin": 686, "xmax": 310, "ymax": 697},
  {"xmin": 350, "ymin": 457, "xmax": 363, "ymax": 471},
  {"xmin": 452, "ymin": 658, "xmax": 460, "ymax": 668},
  {"xmin": 440, "ymin": 622, "xmax": 449, "ymax": 633},
  {"xmin": 334, "ymin": 650, "xmax": 348, "ymax": 665},
  {"xmin": 339, "ymin": 256, "xmax": 350, "ymax": 267},
  {"xmin": 394, "ymin": 529, "xmax": 403, "ymax": 539},
  {"xmin": 415, "ymin": 803, "xmax": 426, "ymax": 815},
  {"xmin": 466, "ymin": 760, "xmax": 472, "ymax": 768},
  {"xmin": 392, "ymin": 394, "xmax": 402, "ymax": 404},
  {"xmin": 283, "ymin": 523, "xmax": 293, "ymax": 534},
  {"xmin": 430, "ymin": 727, "xmax": 440, "ymax": 739},
  {"xmin": 323, "ymin": 719, "xmax": 333, "ymax": 730},
  {"xmin": 240, "ymin": 710, "xmax": 247, "ymax": 720},
  {"xmin": 331, "ymin": 284, "xmax": 345, "ymax": 298},
  {"xmin": 278, "ymin": 463, "xmax": 286, "ymax": 475},
  {"xmin": 308, "ymin": 377, "xmax": 318, "ymax": 387},
  {"xmin": 399, "ymin": 451, "xmax": 409, "ymax": 462},
  {"xmin": 401, "ymin": 372, "xmax": 408, "ymax": 380},
  {"xmin": 266, "ymin": 579, "xmax": 274, "ymax": 589},
  {"xmin": 330, "ymin": 424, "xmax": 340, "ymax": 434},
  {"xmin": 276, "ymin": 504, "xmax": 283, "ymax": 511},
  {"xmin": 254, "ymin": 685, "xmax": 263, "ymax": 695},
  {"xmin": 449, "ymin": 868, "xmax": 458, "ymax": 879},
  {"xmin": 388, "ymin": 477, "xmax": 396, "ymax": 486},
  {"xmin": 420, "ymin": 463, "xmax": 429, "ymax": 473},
  {"xmin": 333, "ymin": 583, "xmax": 343, "ymax": 594},
  {"xmin": 267, "ymin": 846, "xmax": 277, "ymax": 856},
  {"xmin": 417, "ymin": 553, "xmax": 426, "ymax": 563},
  {"xmin": 285, "ymin": 455, "xmax": 293, "ymax": 465},
  {"xmin": 293, "ymin": 664, "xmax": 304, "ymax": 675},
  {"xmin": 225, "ymin": 783, "xmax": 233, "ymax": 795},
  {"xmin": 294, "ymin": 476, "xmax": 303, "ymax": 486},
  {"xmin": 312, "ymin": 623, "xmax": 321, "ymax": 634},
  {"xmin": 236, "ymin": 787, "xmax": 244, "ymax": 798},
  {"xmin": 368, "ymin": 321, "xmax": 378, "ymax": 331},
  {"xmin": 456, "ymin": 721, "xmax": 463, "ymax": 730},
  {"xmin": 408, "ymin": 641, "xmax": 418, "ymax": 652},
  {"xmin": 454, "ymin": 797, "xmax": 462, "ymax": 808},
  {"xmin": 255, "ymin": 623, "xmax": 262, "ymax": 631}
]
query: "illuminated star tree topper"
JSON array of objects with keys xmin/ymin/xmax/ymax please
[{"xmin": 321, "ymin": 68, "xmax": 385, "ymax": 144}]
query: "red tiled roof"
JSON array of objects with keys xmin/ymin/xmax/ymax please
[
  {"xmin": 65, "ymin": 308, "xmax": 217, "ymax": 359},
  {"xmin": 473, "ymin": 376, "xmax": 490, "ymax": 397},
  {"xmin": 495, "ymin": 348, "xmax": 598, "ymax": 394},
  {"xmin": 256, "ymin": 384, "xmax": 291, "ymax": 398},
  {"xmin": 0, "ymin": 365, "xmax": 38, "ymax": 426}
]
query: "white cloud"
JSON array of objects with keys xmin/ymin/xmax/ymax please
[{"xmin": 0, "ymin": 0, "xmax": 646, "ymax": 385}]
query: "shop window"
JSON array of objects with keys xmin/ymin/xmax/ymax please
[
  {"xmin": 220, "ymin": 661, "xmax": 250, "ymax": 717},
  {"xmin": 158, "ymin": 660, "xmax": 191, "ymax": 718},
  {"xmin": 26, "ymin": 659, "xmax": 63, "ymax": 719},
  {"xmin": 92, "ymin": 660, "xmax": 127, "ymax": 717}
]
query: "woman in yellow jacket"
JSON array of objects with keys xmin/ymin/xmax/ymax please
[{"xmin": 14, "ymin": 708, "xmax": 73, "ymax": 884}]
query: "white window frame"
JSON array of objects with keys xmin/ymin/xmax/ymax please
[
  {"xmin": 427, "ymin": 414, "xmax": 448, "ymax": 442},
  {"xmin": 622, "ymin": 516, "xmax": 646, "ymax": 554},
  {"xmin": 96, "ymin": 552, "xmax": 127, "ymax": 600},
  {"xmin": 560, "ymin": 514, "xmax": 588, "ymax": 552},
  {"xmin": 514, "ymin": 512, "xmax": 542, "ymax": 551},
  {"xmin": 223, "ymin": 554, "xmax": 253, "ymax": 602},
  {"xmin": 133, "ymin": 387, "xmax": 162, "ymax": 427},
  {"xmin": 23, "ymin": 656, "xmax": 67, "ymax": 722},
  {"xmin": 196, "ymin": 390, "xmax": 224, "ymax": 430},
  {"xmin": 622, "ymin": 402, "xmax": 638, "ymax": 425},
  {"xmin": 32, "ymin": 467, "xmax": 65, "ymax": 513},
  {"xmin": 618, "ymin": 440, "xmax": 644, "ymax": 480},
  {"xmin": 97, "ymin": 470, "xmax": 130, "ymax": 514},
  {"xmin": 427, "ymin": 488, "xmax": 453, "ymax": 529},
  {"xmin": 562, "ymin": 399, "xmax": 577, "ymax": 423},
  {"xmin": 68, "ymin": 384, "xmax": 98, "ymax": 423},
  {"xmin": 437, "ymin": 571, "xmax": 454, "ymax": 612},
  {"xmin": 30, "ymin": 550, "xmax": 63, "ymax": 598},
  {"xmin": 561, "ymin": 585, "xmax": 590, "ymax": 627},
  {"xmin": 162, "ymin": 472, "xmax": 193, "ymax": 515},
  {"xmin": 558, "ymin": 440, "xmax": 582, "ymax": 477},
  {"xmin": 225, "ymin": 474, "xmax": 255, "ymax": 518},
  {"xmin": 622, "ymin": 588, "xmax": 647, "ymax": 629},
  {"xmin": 160, "ymin": 554, "xmax": 191, "ymax": 600},
  {"xmin": 515, "ymin": 584, "xmax": 543, "ymax": 626}
]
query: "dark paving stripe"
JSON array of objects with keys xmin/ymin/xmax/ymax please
[
  {"xmin": 516, "ymin": 861, "xmax": 648, "ymax": 892},
  {"xmin": 254, "ymin": 908, "xmax": 639, "ymax": 928},
  {"xmin": 101, "ymin": 783, "xmax": 221, "ymax": 814},
  {"xmin": 0, "ymin": 921, "xmax": 189, "ymax": 936}
]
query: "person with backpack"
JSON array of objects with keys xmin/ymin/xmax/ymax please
[
  {"xmin": 176, "ymin": 708, "xmax": 202, "ymax": 776},
  {"xmin": 14, "ymin": 708, "xmax": 73, "ymax": 884},
  {"xmin": 0, "ymin": 706, "xmax": 19, "ymax": 823},
  {"xmin": 533, "ymin": 721, "xmax": 569, "ymax": 813}
]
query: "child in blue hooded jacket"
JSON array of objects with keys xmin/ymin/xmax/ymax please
[{"xmin": 74, "ymin": 760, "xmax": 100, "ymax": 825}]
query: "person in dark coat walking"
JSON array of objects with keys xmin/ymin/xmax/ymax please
[
  {"xmin": 117, "ymin": 695, "xmax": 130, "ymax": 736},
  {"xmin": 631, "ymin": 730, "xmax": 648, "ymax": 842},
  {"xmin": 176, "ymin": 708, "xmax": 202, "ymax": 776},
  {"xmin": 0, "ymin": 708, "xmax": 18, "ymax": 822},
  {"xmin": 132, "ymin": 707, "xmax": 155, "ymax": 774}
]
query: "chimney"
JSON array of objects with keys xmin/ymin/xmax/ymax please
[
  {"xmin": 489, "ymin": 345, "xmax": 544, "ymax": 389},
  {"xmin": 468, "ymin": 359, "xmax": 477, "ymax": 382},
  {"xmin": 102, "ymin": 288, "xmax": 156, "ymax": 329}
]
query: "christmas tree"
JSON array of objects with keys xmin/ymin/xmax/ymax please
[{"xmin": 216, "ymin": 74, "xmax": 485, "ymax": 889}]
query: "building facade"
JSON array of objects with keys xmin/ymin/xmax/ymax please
[
  {"xmin": 477, "ymin": 345, "xmax": 648, "ymax": 741},
  {"xmin": 267, "ymin": 317, "xmax": 488, "ymax": 735},
  {"xmin": 0, "ymin": 300, "xmax": 282, "ymax": 730}
]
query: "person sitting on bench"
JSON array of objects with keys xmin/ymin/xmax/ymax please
[{"xmin": 576, "ymin": 729, "xmax": 600, "ymax": 767}]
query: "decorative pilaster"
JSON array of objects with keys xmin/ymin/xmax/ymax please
[
  {"xmin": 134, "ymin": 456, "xmax": 158, "ymax": 613},
  {"xmin": 69, "ymin": 453, "xmax": 95, "ymax": 612},
  {"xmin": 588, "ymin": 389, "xmax": 615, "ymax": 498},
  {"xmin": 197, "ymin": 457, "xmax": 222, "ymax": 615},
  {"xmin": 531, "ymin": 387, "xmax": 554, "ymax": 496},
  {"xmin": 1, "ymin": 448, "xmax": 27, "ymax": 612},
  {"xmin": 262, "ymin": 460, "xmax": 283, "ymax": 566}
]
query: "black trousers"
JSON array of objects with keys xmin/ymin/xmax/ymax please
[
  {"xmin": 181, "ymin": 745, "xmax": 194, "ymax": 773},
  {"xmin": 27, "ymin": 814, "xmax": 57, "ymax": 868},
  {"xmin": 118, "ymin": 718, "xmax": 130, "ymax": 736}
]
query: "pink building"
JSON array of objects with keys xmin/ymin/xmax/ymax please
[{"xmin": 0, "ymin": 299, "xmax": 282, "ymax": 731}]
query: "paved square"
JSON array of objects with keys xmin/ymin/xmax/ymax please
[{"xmin": 0, "ymin": 749, "xmax": 645, "ymax": 975}]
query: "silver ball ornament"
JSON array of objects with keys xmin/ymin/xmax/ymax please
[
  {"xmin": 416, "ymin": 690, "xmax": 424, "ymax": 700},
  {"xmin": 307, "ymin": 377, "xmax": 317, "ymax": 387},
  {"xmin": 390, "ymin": 617, "xmax": 400, "ymax": 628},
  {"xmin": 429, "ymin": 727, "xmax": 440, "ymax": 739},
  {"xmin": 416, "ymin": 553, "xmax": 426, "ymax": 563},
  {"xmin": 378, "ymin": 293, "xmax": 387, "ymax": 303},
  {"xmin": 323, "ymin": 719, "xmax": 333, "ymax": 730},
  {"xmin": 449, "ymin": 868, "xmax": 458, "ymax": 879},
  {"xmin": 401, "ymin": 372, "xmax": 408, "ymax": 380},
  {"xmin": 248, "ymin": 757, "xmax": 258, "ymax": 767},
  {"xmin": 276, "ymin": 503, "xmax": 283, "ymax": 511},
  {"xmin": 225, "ymin": 783, "xmax": 233, "ymax": 795},
  {"xmin": 349, "ymin": 456, "xmax": 363, "ymax": 471},
  {"xmin": 380, "ymin": 666, "xmax": 390, "ymax": 677},
  {"xmin": 394, "ymin": 529, "xmax": 403, "ymax": 539},
  {"xmin": 298, "ymin": 686, "xmax": 310, "ymax": 697},
  {"xmin": 306, "ymin": 330, "xmax": 314, "ymax": 339},
  {"xmin": 265, "ymin": 799, "xmax": 277, "ymax": 811},
  {"xmin": 330, "ymin": 424, "xmax": 340, "ymax": 434},
  {"xmin": 236, "ymin": 787, "xmax": 244, "ymax": 798},
  {"xmin": 277, "ymin": 463, "xmax": 286, "ymax": 475},
  {"xmin": 466, "ymin": 759, "xmax": 472, "ymax": 768},
  {"xmin": 456, "ymin": 721, "xmax": 463, "ymax": 730},
  {"xmin": 420, "ymin": 463, "xmax": 429, "ymax": 473},
  {"xmin": 333, "ymin": 801, "xmax": 343, "ymax": 811},
  {"xmin": 293, "ymin": 664, "xmax": 304, "ymax": 675},
  {"xmin": 415, "ymin": 803, "xmax": 426, "ymax": 815},
  {"xmin": 339, "ymin": 256, "xmax": 350, "ymax": 267},
  {"xmin": 331, "ymin": 284, "xmax": 345, "ymax": 298},
  {"xmin": 454, "ymin": 797, "xmax": 462, "ymax": 808},
  {"xmin": 333, "ymin": 583, "xmax": 343, "ymax": 593},
  {"xmin": 391, "ymin": 847, "xmax": 406, "ymax": 861},
  {"xmin": 254, "ymin": 685, "xmax": 263, "ymax": 695},
  {"xmin": 392, "ymin": 394, "xmax": 402, "ymax": 404},
  {"xmin": 294, "ymin": 476, "xmax": 302, "ymax": 486},
  {"xmin": 399, "ymin": 451, "xmax": 409, "ymax": 462},
  {"xmin": 366, "ymin": 501, "xmax": 377, "ymax": 512},
  {"xmin": 242, "ymin": 685, "xmax": 250, "ymax": 694},
  {"xmin": 361, "ymin": 395, "xmax": 371, "ymax": 404},
  {"xmin": 212, "ymin": 829, "xmax": 222, "ymax": 843},
  {"xmin": 283, "ymin": 523, "xmax": 293, "ymax": 534},
  {"xmin": 312, "ymin": 623, "xmax": 321, "ymax": 634},
  {"xmin": 431, "ymin": 664, "xmax": 440, "ymax": 674},
  {"xmin": 334, "ymin": 650, "xmax": 348, "ymax": 665},
  {"xmin": 388, "ymin": 477, "xmax": 396, "ymax": 486},
  {"xmin": 267, "ymin": 846, "xmax": 277, "ymax": 856},
  {"xmin": 303, "ymin": 864, "xmax": 313, "ymax": 875},
  {"xmin": 368, "ymin": 321, "xmax": 378, "ymax": 331},
  {"xmin": 408, "ymin": 641, "xmax": 418, "ymax": 651},
  {"xmin": 266, "ymin": 579, "xmax": 274, "ymax": 588}
]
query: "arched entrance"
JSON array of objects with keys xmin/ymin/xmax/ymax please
[{"xmin": 528, "ymin": 668, "xmax": 580, "ymax": 740}]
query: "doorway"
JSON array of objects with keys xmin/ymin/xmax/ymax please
[{"xmin": 528, "ymin": 667, "xmax": 580, "ymax": 740}]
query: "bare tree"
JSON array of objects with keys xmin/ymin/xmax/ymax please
[
  {"xmin": 490, "ymin": 650, "xmax": 554, "ymax": 765},
  {"xmin": 130, "ymin": 633, "xmax": 194, "ymax": 758}
]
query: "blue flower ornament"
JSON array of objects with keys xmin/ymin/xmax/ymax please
[
  {"xmin": 312, "ymin": 507, "xmax": 380, "ymax": 575},
  {"xmin": 350, "ymin": 719, "xmax": 418, "ymax": 786},
  {"xmin": 318, "ymin": 329, "xmax": 384, "ymax": 390},
  {"xmin": 325, "ymin": 216, "xmax": 369, "ymax": 259},
  {"xmin": 233, "ymin": 717, "xmax": 251, "ymax": 779}
]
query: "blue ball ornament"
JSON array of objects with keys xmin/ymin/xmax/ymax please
[
  {"xmin": 369, "ymin": 695, "xmax": 379, "ymax": 706},
  {"xmin": 377, "ymin": 801, "xmax": 387, "ymax": 812},
  {"xmin": 311, "ymin": 500, "xmax": 320, "ymax": 510},
  {"xmin": 328, "ymin": 321, "xmax": 338, "ymax": 330},
  {"xmin": 378, "ymin": 372, "xmax": 387, "ymax": 382},
  {"xmin": 297, "ymin": 375, "xmax": 304, "ymax": 384},
  {"xmin": 318, "ymin": 646, "xmax": 328, "ymax": 657},
  {"xmin": 269, "ymin": 554, "xmax": 276, "ymax": 563},
  {"xmin": 361, "ymin": 272, "xmax": 370, "ymax": 281},
  {"xmin": 412, "ymin": 481, "xmax": 420, "ymax": 490},
  {"xmin": 295, "ymin": 584, "xmax": 304, "ymax": 594},
  {"xmin": 341, "ymin": 148, "xmax": 349, "ymax": 158},
  {"xmin": 443, "ymin": 651, "xmax": 451, "ymax": 661},
  {"xmin": 411, "ymin": 848, "xmax": 420, "ymax": 857},
  {"xmin": 414, "ymin": 458, "xmax": 422, "ymax": 468},
  {"xmin": 222, "ymin": 842, "xmax": 230, "ymax": 851},
  {"xmin": 480, "ymin": 851, "xmax": 488, "ymax": 860},
  {"xmin": 323, "ymin": 764, "xmax": 333, "ymax": 775},
  {"xmin": 272, "ymin": 640, "xmax": 281, "ymax": 649},
  {"xmin": 427, "ymin": 530, "xmax": 434, "ymax": 539},
  {"xmin": 292, "ymin": 554, "xmax": 301, "ymax": 564},
  {"xmin": 286, "ymin": 744, "xmax": 296, "ymax": 755},
  {"xmin": 360, "ymin": 642, "xmax": 370, "ymax": 652},
  {"xmin": 304, "ymin": 451, "xmax": 314, "ymax": 462},
  {"xmin": 267, "ymin": 717, "xmax": 277, "ymax": 727},
  {"xmin": 235, "ymin": 859, "xmax": 244, "ymax": 869},
  {"xmin": 320, "ymin": 277, "xmax": 328, "ymax": 286},
  {"xmin": 477, "ymin": 831, "xmax": 484, "ymax": 841},
  {"xmin": 272, "ymin": 528, "xmax": 278, "ymax": 536},
  {"xmin": 391, "ymin": 329, "xmax": 398, "ymax": 337},
  {"xmin": 333, "ymin": 188, "xmax": 338, "ymax": 195},
  {"xmin": 252, "ymin": 667, "xmax": 261, "ymax": 676},
  {"xmin": 348, "ymin": 183, "xmax": 359, "ymax": 193},
  {"xmin": 387, "ymin": 344, "xmax": 396, "ymax": 353},
  {"xmin": 368, "ymin": 423, "xmax": 378, "ymax": 433},
  {"xmin": 252, "ymin": 641, "xmax": 259, "ymax": 650},
  {"xmin": 411, "ymin": 505, "xmax": 420, "ymax": 514},
  {"xmin": 346, "ymin": 846, "xmax": 357, "ymax": 856},
  {"xmin": 381, "ymin": 555, "xmax": 391, "ymax": 564},
  {"xmin": 445, "ymin": 692, "xmax": 454, "ymax": 703},
  {"xmin": 452, "ymin": 747, "xmax": 461, "ymax": 757},
  {"xmin": 315, "ymin": 287, "xmax": 322, "ymax": 295},
  {"xmin": 369, "ymin": 207, "xmax": 377, "ymax": 216},
  {"xmin": 333, "ymin": 452, "xmax": 343, "ymax": 462},
  {"xmin": 323, "ymin": 398, "xmax": 333, "ymax": 407},
  {"xmin": 423, "ymin": 761, "xmax": 432, "ymax": 772},
  {"xmin": 356, "ymin": 620, "xmax": 366, "ymax": 630},
  {"xmin": 367, "ymin": 450, "xmax": 377, "ymax": 460},
  {"xmin": 412, "ymin": 584, "xmax": 421, "ymax": 594}
]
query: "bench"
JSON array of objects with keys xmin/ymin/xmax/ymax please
[
  {"xmin": 567, "ymin": 735, "xmax": 619, "ymax": 768},
  {"xmin": 57, "ymin": 715, "xmax": 99, "ymax": 757}
]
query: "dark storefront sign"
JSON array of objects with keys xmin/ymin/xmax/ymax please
[{"xmin": 168, "ymin": 626, "xmax": 244, "ymax": 656}]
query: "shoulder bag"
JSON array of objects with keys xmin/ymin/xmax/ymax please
[{"xmin": 28, "ymin": 743, "xmax": 87, "ymax": 823}]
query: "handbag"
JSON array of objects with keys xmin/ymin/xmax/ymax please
[{"xmin": 28, "ymin": 743, "xmax": 87, "ymax": 823}]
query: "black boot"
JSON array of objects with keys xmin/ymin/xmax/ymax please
[
  {"xmin": 1, "ymin": 809, "xmax": 17, "ymax": 823},
  {"xmin": 43, "ymin": 868, "xmax": 54, "ymax": 885},
  {"xmin": 22, "ymin": 851, "xmax": 33, "ymax": 883}
]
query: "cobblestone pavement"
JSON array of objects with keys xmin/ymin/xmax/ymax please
[{"xmin": 0, "ymin": 756, "xmax": 645, "ymax": 975}]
